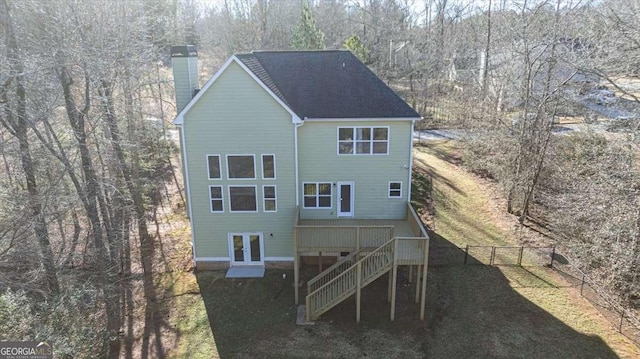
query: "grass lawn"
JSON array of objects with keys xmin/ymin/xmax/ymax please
[{"xmin": 166, "ymin": 141, "xmax": 639, "ymax": 359}]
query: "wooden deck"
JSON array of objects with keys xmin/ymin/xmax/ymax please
[{"xmin": 293, "ymin": 203, "xmax": 430, "ymax": 321}]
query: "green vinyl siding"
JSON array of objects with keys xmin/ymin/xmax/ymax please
[
  {"xmin": 182, "ymin": 61, "xmax": 295, "ymax": 259},
  {"xmin": 298, "ymin": 121, "xmax": 412, "ymax": 220}
]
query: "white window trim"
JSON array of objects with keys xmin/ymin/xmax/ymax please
[
  {"xmin": 209, "ymin": 185, "xmax": 224, "ymax": 212},
  {"xmin": 302, "ymin": 182, "xmax": 332, "ymax": 209},
  {"xmin": 206, "ymin": 154, "xmax": 222, "ymax": 180},
  {"xmin": 337, "ymin": 126, "xmax": 390, "ymax": 156},
  {"xmin": 388, "ymin": 181, "xmax": 402, "ymax": 198},
  {"xmin": 228, "ymin": 185, "xmax": 259, "ymax": 213},
  {"xmin": 262, "ymin": 185, "xmax": 277, "ymax": 213},
  {"xmin": 226, "ymin": 154, "xmax": 256, "ymax": 180},
  {"xmin": 261, "ymin": 154, "xmax": 277, "ymax": 180}
]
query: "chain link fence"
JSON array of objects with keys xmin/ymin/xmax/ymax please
[{"xmin": 428, "ymin": 243, "xmax": 640, "ymax": 345}]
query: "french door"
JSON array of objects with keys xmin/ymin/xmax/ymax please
[{"xmin": 229, "ymin": 233, "xmax": 264, "ymax": 266}]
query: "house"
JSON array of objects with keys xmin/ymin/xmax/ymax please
[{"xmin": 171, "ymin": 46, "xmax": 430, "ymax": 321}]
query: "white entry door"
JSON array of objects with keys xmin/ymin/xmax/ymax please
[
  {"xmin": 337, "ymin": 181, "xmax": 354, "ymax": 217},
  {"xmin": 229, "ymin": 233, "xmax": 264, "ymax": 266}
]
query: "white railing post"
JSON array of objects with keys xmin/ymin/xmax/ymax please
[{"xmin": 390, "ymin": 238, "xmax": 398, "ymax": 321}]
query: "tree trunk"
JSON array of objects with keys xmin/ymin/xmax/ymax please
[{"xmin": 0, "ymin": 0, "xmax": 60, "ymax": 295}]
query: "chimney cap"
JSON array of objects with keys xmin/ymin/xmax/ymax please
[{"xmin": 171, "ymin": 45, "xmax": 197, "ymax": 58}]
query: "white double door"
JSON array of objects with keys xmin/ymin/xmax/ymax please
[{"xmin": 229, "ymin": 233, "xmax": 264, "ymax": 266}]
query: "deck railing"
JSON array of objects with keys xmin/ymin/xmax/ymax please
[
  {"xmin": 396, "ymin": 237, "xmax": 429, "ymax": 265},
  {"xmin": 407, "ymin": 202, "xmax": 429, "ymax": 238},
  {"xmin": 306, "ymin": 238, "xmax": 397, "ymax": 321},
  {"xmin": 294, "ymin": 225, "xmax": 394, "ymax": 252},
  {"xmin": 307, "ymin": 249, "xmax": 365, "ymax": 294}
]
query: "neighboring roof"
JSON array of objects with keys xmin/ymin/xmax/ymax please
[{"xmin": 236, "ymin": 50, "xmax": 420, "ymax": 119}]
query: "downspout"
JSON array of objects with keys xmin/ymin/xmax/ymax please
[
  {"xmin": 178, "ymin": 122, "xmax": 197, "ymax": 263},
  {"xmin": 294, "ymin": 120, "xmax": 304, "ymax": 206},
  {"xmin": 407, "ymin": 119, "xmax": 416, "ymax": 206}
]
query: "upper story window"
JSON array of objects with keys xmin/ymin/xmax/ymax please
[
  {"xmin": 388, "ymin": 181, "xmax": 402, "ymax": 198},
  {"xmin": 209, "ymin": 185, "xmax": 224, "ymax": 212},
  {"xmin": 207, "ymin": 155, "xmax": 221, "ymax": 179},
  {"xmin": 262, "ymin": 154, "xmax": 276, "ymax": 179},
  {"xmin": 263, "ymin": 185, "xmax": 277, "ymax": 212},
  {"xmin": 228, "ymin": 186, "xmax": 258, "ymax": 212},
  {"xmin": 338, "ymin": 127, "xmax": 389, "ymax": 155},
  {"xmin": 303, "ymin": 182, "xmax": 332, "ymax": 209},
  {"xmin": 227, "ymin": 155, "xmax": 255, "ymax": 179}
]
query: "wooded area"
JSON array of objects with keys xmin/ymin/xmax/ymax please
[{"xmin": 0, "ymin": 0, "xmax": 637, "ymax": 357}]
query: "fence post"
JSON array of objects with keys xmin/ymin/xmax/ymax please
[
  {"xmin": 580, "ymin": 273, "xmax": 585, "ymax": 296},
  {"xmin": 619, "ymin": 310, "xmax": 625, "ymax": 333},
  {"xmin": 550, "ymin": 246, "xmax": 556, "ymax": 268},
  {"xmin": 518, "ymin": 246, "xmax": 524, "ymax": 266},
  {"xmin": 464, "ymin": 245, "xmax": 469, "ymax": 265}
]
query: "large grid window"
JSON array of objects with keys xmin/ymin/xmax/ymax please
[
  {"xmin": 207, "ymin": 155, "xmax": 221, "ymax": 179},
  {"xmin": 338, "ymin": 127, "xmax": 389, "ymax": 155},
  {"xmin": 263, "ymin": 185, "xmax": 277, "ymax": 212},
  {"xmin": 388, "ymin": 181, "xmax": 402, "ymax": 198},
  {"xmin": 228, "ymin": 186, "xmax": 257, "ymax": 212},
  {"xmin": 227, "ymin": 155, "xmax": 256, "ymax": 179},
  {"xmin": 262, "ymin": 154, "xmax": 276, "ymax": 179},
  {"xmin": 303, "ymin": 183, "xmax": 332, "ymax": 209},
  {"xmin": 209, "ymin": 185, "xmax": 224, "ymax": 212}
]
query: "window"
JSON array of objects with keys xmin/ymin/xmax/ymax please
[
  {"xmin": 227, "ymin": 155, "xmax": 255, "ymax": 179},
  {"xmin": 389, "ymin": 181, "xmax": 402, "ymax": 198},
  {"xmin": 228, "ymin": 186, "xmax": 257, "ymax": 212},
  {"xmin": 303, "ymin": 182, "xmax": 332, "ymax": 208},
  {"xmin": 207, "ymin": 155, "xmax": 221, "ymax": 179},
  {"xmin": 209, "ymin": 185, "xmax": 224, "ymax": 212},
  {"xmin": 262, "ymin": 154, "xmax": 276, "ymax": 179},
  {"xmin": 338, "ymin": 127, "xmax": 389, "ymax": 155},
  {"xmin": 263, "ymin": 185, "xmax": 277, "ymax": 212}
]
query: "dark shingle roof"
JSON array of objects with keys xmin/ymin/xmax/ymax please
[{"xmin": 236, "ymin": 50, "xmax": 419, "ymax": 119}]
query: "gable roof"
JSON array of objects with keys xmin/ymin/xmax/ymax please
[
  {"xmin": 174, "ymin": 50, "xmax": 420, "ymax": 125},
  {"xmin": 236, "ymin": 50, "xmax": 420, "ymax": 119}
]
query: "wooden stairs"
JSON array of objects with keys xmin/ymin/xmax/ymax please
[{"xmin": 305, "ymin": 237, "xmax": 398, "ymax": 321}]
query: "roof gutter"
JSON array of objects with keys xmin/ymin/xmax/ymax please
[{"xmin": 303, "ymin": 117, "xmax": 420, "ymax": 122}]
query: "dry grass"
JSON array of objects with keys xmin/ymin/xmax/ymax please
[{"xmin": 415, "ymin": 141, "xmax": 639, "ymax": 358}]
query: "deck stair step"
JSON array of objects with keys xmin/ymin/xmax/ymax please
[{"xmin": 305, "ymin": 238, "xmax": 397, "ymax": 321}]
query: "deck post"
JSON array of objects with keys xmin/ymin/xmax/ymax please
[
  {"xmin": 356, "ymin": 227, "xmax": 360, "ymax": 252},
  {"xmin": 408, "ymin": 265, "xmax": 413, "ymax": 283},
  {"xmin": 420, "ymin": 239, "xmax": 429, "ymax": 320},
  {"xmin": 318, "ymin": 251, "xmax": 323, "ymax": 273},
  {"xmin": 356, "ymin": 262, "xmax": 362, "ymax": 323},
  {"xmin": 390, "ymin": 239, "xmax": 399, "ymax": 321},
  {"xmin": 415, "ymin": 264, "xmax": 421, "ymax": 304},
  {"xmin": 293, "ymin": 229, "xmax": 299, "ymax": 305},
  {"xmin": 387, "ymin": 271, "xmax": 392, "ymax": 302}
]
